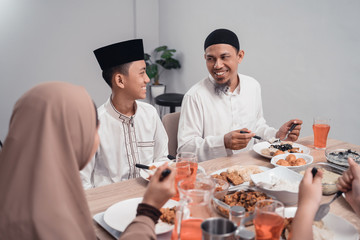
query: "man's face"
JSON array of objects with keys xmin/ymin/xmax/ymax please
[
  {"xmin": 122, "ymin": 60, "xmax": 150, "ymax": 100},
  {"xmin": 204, "ymin": 44, "xmax": 243, "ymax": 86}
]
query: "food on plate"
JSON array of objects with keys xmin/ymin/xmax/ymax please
[
  {"xmin": 282, "ymin": 217, "xmax": 334, "ymax": 240},
  {"xmin": 300, "ymin": 168, "xmax": 341, "ymax": 195},
  {"xmin": 327, "ymin": 149, "xmax": 360, "ymax": 164},
  {"xmin": 227, "ymin": 165, "xmax": 263, "ymax": 182},
  {"xmin": 211, "ymin": 165, "xmax": 263, "ymax": 186},
  {"xmin": 274, "ymin": 150, "xmax": 285, "ymax": 156},
  {"xmin": 265, "ymin": 175, "xmax": 300, "ymax": 192},
  {"xmin": 160, "ymin": 206, "xmax": 176, "ymax": 225},
  {"xmin": 216, "ymin": 189, "xmax": 273, "ymax": 217},
  {"xmin": 149, "ymin": 165, "xmax": 157, "ymax": 170},
  {"xmin": 261, "ymin": 142, "xmax": 304, "ymax": 157},
  {"xmin": 276, "ymin": 154, "xmax": 307, "ymax": 167}
]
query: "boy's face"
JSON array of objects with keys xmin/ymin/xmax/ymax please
[{"xmin": 121, "ymin": 60, "xmax": 150, "ymax": 100}]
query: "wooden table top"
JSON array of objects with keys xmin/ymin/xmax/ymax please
[{"xmin": 85, "ymin": 136, "xmax": 360, "ymax": 239}]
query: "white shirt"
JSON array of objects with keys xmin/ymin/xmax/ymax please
[
  {"xmin": 80, "ymin": 98, "xmax": 168, "ymax": 189},
  {"xmin": 177, "ymin": 73, "xmax": 277, "ymax": 162}
]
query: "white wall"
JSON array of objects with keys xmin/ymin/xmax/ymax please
[
  {"xmin": 0, "ymin": 0, "xmax": 159, "ymax": 140},
  {"xmin": 1, "ymin": 0, "xmax": 359, "ymax": 145},
  {"xmin": 159, "ymin": 0, "xmax": 360, "ymax": 145}
]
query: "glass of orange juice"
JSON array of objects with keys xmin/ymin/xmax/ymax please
[
  {"xmin": 169, "ymin": 161, "xmax": 191, "ymax": 201},
  {"xmin": 176, "ymin": 152, "xmax": 198, "ymax": 181},
  {"xmin": 313, "ymin": 117, "xmax": 331, "ymax": 149},
  {"xmin": 253, "ymin": 199, "xmax": 284, "ymax": 240}
]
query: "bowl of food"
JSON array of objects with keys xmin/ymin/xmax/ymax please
[
  {"xmin": 212, "ymin": 178, "xmax": 230, "ymax": 200},
  {"xmin": 212, "ymin": 185, "xmax": 274, "ymax": 220},
  {"xmin": 325, "ymin": 145, "xmax": 360, "ymax": 167},
  {"xmin": 300, "ymin": 162, "xmax": 346, "ymax": 195},
  {"xmin": 271, "ymin": 153, "xmax": 313, "ymax": 172},
  {"xmin": 250, "ymin": 167, "xmax": 302, "ymax": 206}
]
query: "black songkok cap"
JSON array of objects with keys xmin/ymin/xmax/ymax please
[
  {"xmin": 93, "ymin": 39, "xmax": 144, "ymax": 70},
  {"xmin": 204, "ymin": 29, "xmax": 240, "ymax": 51}
]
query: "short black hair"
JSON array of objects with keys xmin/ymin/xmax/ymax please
[{"xmin": 102, "ymin": 63, "xmax": 131, "ymax": 88}]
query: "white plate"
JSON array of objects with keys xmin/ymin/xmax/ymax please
[
  {"xmin": 284, "ymin": 207, "xmax": 359, "ymax": 240},
  {"xmin": 210, "ymin": 165, "xmax": 270, "ymax": 187},
  {"xmin": 253, "ymin": 142, "xmax": 310, "ymax": 159},
  {"xmin": 140, "ymin": 161, "xmax": 205, "ymax": 182},
  {"xmin": 104, "ymin": 197, "xmax": 178, "ymax": 234}
]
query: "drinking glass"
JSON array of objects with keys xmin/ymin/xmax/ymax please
[
  {"xmin": 253, "ymin": 200, "xmax": 284, "ymax": 240},
  {"xmin": 176, "ymin": 152, "xmax": 198, "ymax": 181},
  {"xmin": 170, "ymin": 161, "xmax": 192, "ymax": 201},
  {"xmin": 313, "ymin": 117, "xmax": 331, "ymax": 149},
  {"xmin": 171, "ymin": 176, "xmax": 215, "ymax": 240}
]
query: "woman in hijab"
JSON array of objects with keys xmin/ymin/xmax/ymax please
[{"xmin": 0, "ymin": 81, "xmax": 175, "ymax": 240}]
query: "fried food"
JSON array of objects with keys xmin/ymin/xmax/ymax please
[
  {"xmin": 276, "ymin": 155, "xmax": 307, "ymax": 167},
  {"xmin": 226, "ymin": 172, "xmax": 244, "ymax": 185},
  {"xmin": 274, "ymin": 150, "xmax": 285, "ymax": 156},
  {"xmin": 211, "ymin": 173, "xmax": 228, "ymax": 182},
  {"xmin": 276, "ymin": 159, "xmax": 290, "ymax": 166},
  {"xmin": 160, "ymin": 207, "xmax": 176, "ymax": 224},
  {"xmin": 218, "ymin": 189, "xmax": 273, "ymax": 216}
]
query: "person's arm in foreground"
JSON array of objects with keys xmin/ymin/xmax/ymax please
[
  {"xmin": 291, "ymin": 167, "xmax": 323, "ymax": 240},
  {"xmin": 336, "ymin": 157, "xmax": 360, "ymax": 216},
  {"xmin": 119, "ymin": 163, "xmax": 176, "ymax": 240}
]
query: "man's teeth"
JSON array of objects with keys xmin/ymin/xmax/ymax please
[{"xmin": 215, "ymin": 72, "xmax": 225, "ymax": 76}]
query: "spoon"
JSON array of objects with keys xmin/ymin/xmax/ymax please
[{"xmin": 314, "ymin": 190, "xmax": 343, "ymax": 221}]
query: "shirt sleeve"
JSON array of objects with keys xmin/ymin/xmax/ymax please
[
  {"xmin": 79, "ymin": 151, "xmax": 97, "ymax": 189},
  {"xmin": 177, "ymin": 94, "xmax": 227, "ymax": 162},
  {"xmin": 118, "ymin": 215, "xmax": 156, "ymax": 240},
  {"xmin": 152, "ymin": 110, "xmax": 169, "ymax": 162}
]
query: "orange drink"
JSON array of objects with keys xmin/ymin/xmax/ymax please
[
  {"xmin": 254, "ymin": 200, "xmax": 284, "ymax": 240},
  {"xmin": 170, "ymin": 162, "xmax": 191, "ymax": 201},
  {"xmin": 171, "ymin": 218, "xmax": 203, "ymax": 240},
  {"xmin": 176, "ymin": 152, "xmax": 198, "ymax": 181},
  {"xmin": 313, "ymin": 118, "xmax": 330, "ymax": 149}
]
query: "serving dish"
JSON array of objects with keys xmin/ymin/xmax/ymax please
[
  {"xmin": 300, "ymin": 162, "xmax": 346, "ymax": 195},
  {"xmin": 283, "ymin": 207, "xmax": 359, "ymax": 240},
  {"xmin": 253, "ymin": 141, "xmax": 310, "ymax": 159},
  {"xmin": 325, "ymin": 145, "xmax": 360, "ymax": 167},
  {"xmin": 250, "ymin": 167, "xmax": 302, "ymax": 206},
  {"xmin": 271, "ymin": 153, "xmax": 313, "ymax": 172}
]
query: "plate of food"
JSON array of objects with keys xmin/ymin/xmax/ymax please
[
  {"xmin": 139, "ymin": 161, "xmax": 205, "ymax": 181},
  {"xmin": 210, "ymin": 165, "xmax": 270, "ymax": 188},
  {"xmin": 253, "ymin": 141, "xmax": 310, "ymax": 159},
  {"xmin": 104, "ymin": 197, "xmax": 178, "ymax": 234},
  {"xmin": 282, "ymin": 207, "xmax": 359, "ymax": 240},
  {"xmin": 325, "ymin": 146, "xmax": 360, "ymax": 167}
]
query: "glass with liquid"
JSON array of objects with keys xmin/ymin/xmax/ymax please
[{"xmin": 313, "ymin": 117, "xmax": 330, "ymax": 149}]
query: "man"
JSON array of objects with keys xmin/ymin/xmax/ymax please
[
  {"xmin": 178, "ymin": 29, "xmax": 302, "ymax": 162},
  {"xmin": 81, "ymin": 39, "xmax": 169, "ymax": 189}
]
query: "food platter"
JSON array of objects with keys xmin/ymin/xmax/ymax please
[
  {"xmin": 325, "ymin": 147, "xmax": 360, "ymax": 167},
  {"xmin": 253, "ymin": 141, "xmax": 310, "ymax": 159},
  {"xmin": 283, "ymin": 207, "xmax": 359, "ymax": 240},
  {"xmin": 104, "ymin": 197, "xmax": 178, "ymax": 234}
]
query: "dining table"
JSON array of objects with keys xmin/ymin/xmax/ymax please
[{"xmin": 85, "ymin": 136, "xmax": 360, "ymax": 239}]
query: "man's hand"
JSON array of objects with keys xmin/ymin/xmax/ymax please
[
  {"xmin": 224, "ymin": 128, "xmax": 255, "ymax": 150},
  {"xmin": 276, "ymin": 119, "xmax": 303, "ymax": 141},
  {"xmin": 336, "ymin": 158, "xmax": 360, "ymax": 216}
]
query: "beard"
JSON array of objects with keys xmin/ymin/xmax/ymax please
[{"xmin": 214, "ymin": 79, "xmax": 231, "ymax": 96}]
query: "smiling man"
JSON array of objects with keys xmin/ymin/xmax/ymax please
[
  {"xmin": 81, "ymin": 39, "xmax": 168, "ymax": 189},
  {"xmin": 177, "ymin": 29, "xmax": 302, "ymax": 162}
]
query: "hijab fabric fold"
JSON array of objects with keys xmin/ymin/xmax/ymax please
[{"xmin": 0, "ymin": 82, "xmax": 97, "ymax": 239}]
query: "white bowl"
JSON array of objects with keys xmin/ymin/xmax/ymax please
[
  {"xmin": 250, "ymin": 167, "xmax": 303, "ymax": 206},
  {"xmin": 271, "ymin": 153, "xmax": 313, "ymax": 172}
]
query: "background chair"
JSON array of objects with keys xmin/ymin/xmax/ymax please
[{"xmin": 162, "ymin": 111, "xmax": 180, "ymax": 157}]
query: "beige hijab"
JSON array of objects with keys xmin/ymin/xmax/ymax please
[{"xmin": 0, "ymin": 82, "xmax": 97, "ymax": 240}]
